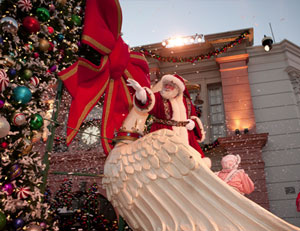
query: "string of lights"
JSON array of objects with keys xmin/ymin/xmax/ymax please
[
  {"xmin": 201, "ymin": 139, "xmax": 220, "ymax": 152},
  {"xmin": 139, "ymin": 31, "xmax": 249, "ymax": 63}
]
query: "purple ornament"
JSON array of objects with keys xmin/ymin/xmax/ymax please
[
  {"xmin": 10, "ymin": 164, "xmax": 22, "ymax": 180},
  {"xmin": 0, "ymin": 100, "xmax": 4, "ymax": 108},
  {"xmin": 2, "ymin": 183, "xmax": 14, "ymax": 195},
  {"xmin": 49, "ymin": 65, "xmax": 57, "ymax": 72},
  {"xmin": 40, "ymin": 222, "xmax": 47, "ymax": 229},
  {"xmin": 9, "ymin": 69, "xmax": 17, "ymax": 76},
  {"xmin": 13, "ymin": 217, "xmax": 25, "ymax": 229}
]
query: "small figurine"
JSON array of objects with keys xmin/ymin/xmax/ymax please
[{"xmin": 216, "ymin": 154, "xmax": 254, "ymax": 195}]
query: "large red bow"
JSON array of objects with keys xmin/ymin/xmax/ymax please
[{"xmin": 58, "ymin": 0, "xmax": 150, "ymax": 154}]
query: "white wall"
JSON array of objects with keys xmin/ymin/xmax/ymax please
[{"xmin": 248, "ymin": 40, "xmax": 300, "ymax": 226}]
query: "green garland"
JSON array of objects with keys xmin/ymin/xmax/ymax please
[{"xmin": 139, "ymin": 31, "xmax": 249, "ymax": 63}]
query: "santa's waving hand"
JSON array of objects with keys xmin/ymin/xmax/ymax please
[{"xmin": 127, "ymin": 79, "xmax": 147, "ymax": 104}]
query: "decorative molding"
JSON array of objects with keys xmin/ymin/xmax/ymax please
[
  {"xmin": 285, "ymin": 66, "xmax": 300, "ymax": 79},
  {"xmin": 247, "ymin": 39, "xmax": 300, "ymax": 59},
  {"xmin": 219, "ymin": 66, "xmax": 248, "ymax": 72},
  {"xmin": 286, "ymin": 66, "xmax": 300, "ymax": 115},
  {"xmin": 216, "ymin": 53, "xmax": 249, "ymax": 65},
  {"xmin": 218, "ymin": 133, "xmax": 269, "ymax": 149}
]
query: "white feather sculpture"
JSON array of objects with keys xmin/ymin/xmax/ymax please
[{"xmin": 103, "ymin": 111, "xmax": 300, "ymax": 231}]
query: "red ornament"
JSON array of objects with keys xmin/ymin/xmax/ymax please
[
  {"xmin": 33, "ymin": 52, "xmax": 39, "ymax": 58},
  {"xmin": 24, "ymin": 43, "xmax": 34, "ymax": 53},
  {"xmin": 47, "ymin": 26, "xmax": 54, "ymax": 34},
  {"xmin": 18, "ymin": 0, "xmax": 33, "ymax": 12},
  {"xmin": 30, "ymin": 76, "xmax": 39, "ymax": 87},
  {"xmin": 48, "ymin": 42, "xmax": 54, "ymax": 52},
  {"xmin": 22, "ymin": 16, "xmax": 40, "ymax": 33},
  {"xmin": 1, "ymin": 142, "xmax": 8, "ymax": 148},
  {"xmin": 17, "ymin": 186, "xmax": 31, "ymax": 199}
]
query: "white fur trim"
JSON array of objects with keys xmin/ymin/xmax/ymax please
[
  {"xmin": 169, "ymin": 94, "xmax": 189, "ymax": 144},
  {"xmin": 191, "ymin": 116, "xmax": 206, "ymax": 142},
  {"xmin": 202, "ymin": 157, "xmax": 212, "ymax": 169},
  {"xmin": 133, "ymin": 87, "xmax": 155, "ymax": 113},
  {"xmin": 186, "ymin": 119, "xmax": 195, "ymax": 130},
  {"xmin": 161, "ymin": 75, "xmax": 185, "ymax": 93}
]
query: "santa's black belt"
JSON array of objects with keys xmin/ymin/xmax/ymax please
[{"xmin": 152, "ymin": 117, "xmax": 189, "ymax": 127}]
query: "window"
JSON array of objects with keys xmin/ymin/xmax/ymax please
[{"xmin": 208, "ymin": 84, "xmax": 226, "ymax": 141}]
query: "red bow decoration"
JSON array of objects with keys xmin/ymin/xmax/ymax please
[{"xmin": 58, "ymin": 0, "xmax": 150, "ymax": 154}]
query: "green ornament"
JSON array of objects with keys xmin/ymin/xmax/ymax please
[
  {"xmin": 71, "ymin": 14, "xmax": 81, "ymax": 26},
  {"xmin": 0, "ymin": 212, "xmax": 6, "ymax": 230},
  {"xmin": 30, "ymin": 114, "xmax": 43, "ymax": 130},
  {"xmin": 65, "ymin": 48, "xmax": 73, "ymax": 56},
  {"xmin": 22, "ymin": 69, "xmax": 33, "ymax": 80},
  {"xmin": 36, "ymin": 8, "xmax": 50, "ymax": 22}
]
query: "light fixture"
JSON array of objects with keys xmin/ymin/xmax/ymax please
[
  {"xmin": 244, "ymin": 128, "xmax": 249, "ymax": 134},
  {"xmin": 235, "ymin": 129, "xmax": 241, "ymax": 135},
  {"xmin": 162, "ymin": 34, "xmax": 204, "ymax": 48},
  {"xmin": 262, "ymin": 35, "xmax": 273, "ymax": 52}
]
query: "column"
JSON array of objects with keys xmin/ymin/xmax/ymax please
[{"xmin": 216, "ymin": 54, "xmax": 256, "ymax": 136}]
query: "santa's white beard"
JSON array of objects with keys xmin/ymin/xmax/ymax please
[{"xmin": 160, "ymin": 88, "xmax": 179, "ymax": 100}]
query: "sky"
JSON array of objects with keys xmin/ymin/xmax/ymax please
[{"xmin": 119, "ymin": 0, "xmax": 300, "ymax": 48}]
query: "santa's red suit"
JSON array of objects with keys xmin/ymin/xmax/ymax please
[
  {"xmin": 297, "ymin": 192, "xmax": 300, "ymax": 212},
  {"xmin": 133, "ymin": 74, "xmax": 206, "ymax": 158}
]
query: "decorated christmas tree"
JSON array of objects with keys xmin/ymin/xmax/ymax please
[{"xmin": 0, "ymin": 0, "xmax": 85, "ymax": 229}]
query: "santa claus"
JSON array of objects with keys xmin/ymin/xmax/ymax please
[{"xmin": 127, "ymin": 74, "xmax": 210, "ymax": 167}]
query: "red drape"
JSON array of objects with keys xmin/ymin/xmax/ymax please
[{"xmin": 58, "ymin": 0, "xmax": 150, "ymax": 154}]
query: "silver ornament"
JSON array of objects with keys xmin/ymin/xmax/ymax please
[
  {"xmin": 26, "ymin": 224, "xmax": 42, "ymax": 231},
  {"xmin": 0, "ymin": 116, "xmax": 10, "ymax": 138},
  {"xmin": 0, "ymin": 17, "xmax": 18, "ymax": 34}
]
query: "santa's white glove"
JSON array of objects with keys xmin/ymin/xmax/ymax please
[
  {"xmin": 185, "ymin": 119, "xmax": 195, "ymax": 130},
  {"xmin": 127, "ymin": 79, "xmax": 147, "ymax": 104}
]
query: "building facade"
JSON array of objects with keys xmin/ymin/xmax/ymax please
[{"xmin": 47, "ymin": 28, "xmax": 300, "ymax": 226}]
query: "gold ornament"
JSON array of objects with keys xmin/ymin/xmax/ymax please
[
  {"xmin": 26, "ymin": 224, "xmax": 42, "ymax": 231},
  {"xmin": 38, "ymin": 39, "xmax": 50, "ymax": 52},
  {"xmin": 57, "ymin": 0, "xmax": 67, "ymax": 5},
  {"xmin": 31, "ymin": 131, "xmax": 42, "ymax": 143},
  {"xmin": 22, "ymin": 142, "xmax": 33, "ymax": 155},
  {"xmin": 71, "ymin": 43, "xmax": 78, "ymax": 52},
  {"xmin": 0, "ymin": 55, "xmax": 15, "ymax": 67},
  {"xmin": 20, "ymin": 138, "xmax": 33, "ymax": 155}
]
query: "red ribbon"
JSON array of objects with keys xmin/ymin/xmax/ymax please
[{"xmin": 58, "ymin": 0, "xmax": 150, "ymax": 154}]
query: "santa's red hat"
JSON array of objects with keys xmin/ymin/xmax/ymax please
[{"xmin": 161, "ymin": 74, "xmax": 191, "ymax": 98}]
